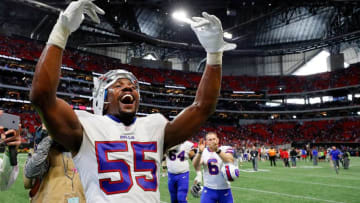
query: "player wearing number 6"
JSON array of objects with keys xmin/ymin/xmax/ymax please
[
  {"xmin": 30, "ymin": 0, "xmax": 235, "ymax": 202},
  {"xmin": 192, "ymin": 132, "xmax": 237, "ymax": 203},
  {"xmin": 166, "ymin": 141, "xmax": 196, "ymax": 203}
]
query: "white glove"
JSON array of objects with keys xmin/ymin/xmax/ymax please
[
  {"xmin": 47, "ymin": 0, "xmax": 105, "ymax": 49},
  {"xmin": 191, "ymin": 12, "xmax": 236, "ymax": 53},
  {"xmin": 194, "ymin": 171, "xmax": 202, "ymax": 184}
]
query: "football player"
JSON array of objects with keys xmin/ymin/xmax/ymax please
[
  {"xmin": 166, "ymin": 141, "xmax": 196, "ymax": 203},
  {"xmin": 30, "ymin": 0, "xmax": 236, "ymax": 202},
  {"xmin": 192, "ymin": 132, "xmax": 236, "ymax": 203}
]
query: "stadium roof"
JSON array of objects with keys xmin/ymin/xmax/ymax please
[{"xmin": 1, "ymin": 0, "xmax": 360, "ymax": 56}]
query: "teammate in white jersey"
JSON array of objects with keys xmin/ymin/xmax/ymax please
[
  {"xmin": 193, "ymin": 132, "xmax": 235, "ymax": 203},
  {"xmin": 30, "ymin": 0, "xmax": 236, "ymax": 202},
  {"xmin": 166, "ymin": 141, "xmax": 196, "ymax": 203}
]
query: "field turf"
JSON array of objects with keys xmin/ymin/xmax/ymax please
[{"xmin": 1, "ymin": 154, "xmax": 359, "ymax": 203}]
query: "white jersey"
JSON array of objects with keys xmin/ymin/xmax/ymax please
[
  {"xmin": 0, "ymin": 154, "xmax": 19, "ymax": 190},
  {"xmin": 73, "ymin": 110, "xmax": 168, "ymax": 203},
  {"xmin": 201, "ymin": 146, "xmax": 234, "ymax": 190},
  {"xmin": 166, "ymin": 141, "xmax": 194, "ymax": 174}
]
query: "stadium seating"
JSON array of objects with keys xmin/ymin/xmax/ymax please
[
  {"xmin": 1, "ymin": 34, "xmax": 360, "ymax": 146},
  {"xmin": 1, "ymin": 35, "xmax": 360, "ymax": 93}
]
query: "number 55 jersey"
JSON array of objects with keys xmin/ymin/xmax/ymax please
[{"xmin": 72, "ymin": 110, "xmax": 168, "ymax": 203}]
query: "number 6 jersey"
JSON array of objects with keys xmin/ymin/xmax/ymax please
[
  {"xmin": 72, "ymin": 110, "xmax": 168, "ymax": 203},
  {"xmin": 201, "ymin": 146, "xmax": 233, "ymax": 190}
]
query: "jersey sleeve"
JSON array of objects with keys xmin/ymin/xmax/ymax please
[
  {"xmin": 183, "ymin": 141, "xmax": 194, "ymax": 153},
  {"xmin": 220, "ymin": 146, "xmax": 234, "ymax": 154}
]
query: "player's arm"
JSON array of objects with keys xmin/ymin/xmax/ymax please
[
  {"xmin": 164, "ymin": 13, "xmax": 236, "ymax": 150},
  {"xmin": 217, "ymin": 150, "xmax": 234, "ymax": 163},
  {"xmin": 189, "ymin": 149, "xmax": 196, "ymax": 160},
  {"xmin": 29, "ymin": 0, "xmax": 104, "ymax": 154},
  {"xmin": 192, "ymin": 152, "xmax": 203, "ymax": 184},
  {"xmin": 192, "ymin": 139, "xmax": 205, "ymax": 171},
  {"xmin": 215, "ymin": 146, "xmax": 234, "ymax": 163}
]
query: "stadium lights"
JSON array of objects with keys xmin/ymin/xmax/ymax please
[
  {"xmin": 0, "ymin": 54, "xmax": 21, "ymax": 61},
  {"xmin": 357, "ymin": 112, "xmax": 360, "ymax": 115},
  {"xmin": 0, "ymin": 98, "xmax": 30, "ymax": 104},
  {"xmin": 61, "ymin": 66, "xmax": 73, "ymax": 71},
  {"xmin": 292, "ymin": 115, "xmax": 297, "ymax": 119},
  {"xmin": 233, "ymin": 91, "xmax": 255, "ymax": 94},
  {"xmin": 138, "ymin": 81, "xmax": 151, "ymax": 86},
  {"xmin": 224, "ymin": 32, "xmax": 233, "ymax": 39},
  {"xmin": 92, "ymin": 72, "xmax": 102, "ymax": 76},
  {"xmin": 165, "ymin": 85, "xmax": 186, "ymax": 89},
  {"xmin": 172, "ymin": 10, "xmax": 193, "ymax": 24},
  {"xmin": 265, "ymin": 102, "xmax": 281, "ymax": 107},
  {"xmin": 79, "ymin": 95, "xmax": 92, "ymax": 99}
]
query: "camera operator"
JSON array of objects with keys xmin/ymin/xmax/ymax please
[
  {"xmin": 0, "ymin": 110, "xmax": 21, "ymax": 190},
  {"xmin": 24, "ymin": 124, "xmax": 85, "ymax": 202}
]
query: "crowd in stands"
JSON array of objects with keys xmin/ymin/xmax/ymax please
[
  {"xmin": 194, "ymin": 118, "xmax": 360, "ymax": 147},
  {"xmin": 1, "ymin": 34, "xmax": 360, "ymax": 147},
  {"xmin": 1, "ymin": 35, "xmax": 360, "ymax": 94}
]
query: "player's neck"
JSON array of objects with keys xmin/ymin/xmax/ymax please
[{"xmin": 107, "ymin": 113, "xmax": 136, "ymax": 126}]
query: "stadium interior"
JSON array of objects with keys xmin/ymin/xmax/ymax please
[{"xmin": 0, "ymin": 0, "xmax": 360, "ymax": 202}]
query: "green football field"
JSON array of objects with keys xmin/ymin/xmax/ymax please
[{"xmin": 1, "ymin": 154, "xmax": 360, "ymax": 203}]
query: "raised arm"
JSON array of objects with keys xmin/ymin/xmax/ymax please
[
  {"xmin": 192, "ymin": 139, "xmax": 205, "ymax": 171},
  {"xmin": 30, "ymin": 0, "xmax": 104, "ymax": 153},
  {"xmin": 164, "ymin": 12, "xmax": 236, "ymax": 150}
]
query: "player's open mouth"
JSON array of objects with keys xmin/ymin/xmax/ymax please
[{"xmin": 120, "ymin": 94, "xmax": 135, "ymax": 105}]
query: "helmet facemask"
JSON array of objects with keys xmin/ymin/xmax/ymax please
[{"xmin": 92, "ymin": 69, "xmax": 140, "ymax": 115}]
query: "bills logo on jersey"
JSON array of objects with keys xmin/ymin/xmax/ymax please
[{"xmin": 221, "ymin": 164, "xmax": 239, "ymax": 182}]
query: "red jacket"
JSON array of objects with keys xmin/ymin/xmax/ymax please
[{"xmin": 281, "ymin": 151, "xmax": 289, "ymax": 159}]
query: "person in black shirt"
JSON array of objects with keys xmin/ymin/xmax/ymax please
[
  {"xmin": 290, "ymin": 147, "xmax": 297, "ymax": 168},
  {"xmin": 250, "ymin": 146, "xmax": 259, "ymax": 171}
]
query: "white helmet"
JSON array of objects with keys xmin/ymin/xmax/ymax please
[
  {"xmin": 92, "ymin": 69, "xmax": 139, "ymax": 115},
  {"xmin": 221, "ymin": 163, "xmax": 240, "ymax": 182}
]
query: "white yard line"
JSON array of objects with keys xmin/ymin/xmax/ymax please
[
  {"xmin": 250, "ymin": 176, "xmax": 360, "ymax": 190},
  {"xmin": 232, "ymin": 186, "xmax": 345, "ymax": 203},
  {"xmin": 260, "ymin": 169, "xmax": 360, "ymax": 181}
]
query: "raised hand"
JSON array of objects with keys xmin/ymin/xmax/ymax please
[
  {"xmin": 1, "ymin": 124, "xmax": 22, "ymax": 149},
  {"xmin": 198, "ymin": 138, "xmax": 205, "ymax": 153},
  {"xmin": 190, "ymin": 12, "xmax": 236, "ymax": 53},
  {"xmin": 60, "ymin": 0, "xmax": 105, "ymax": 33},
  {"xmin": 48, "ymin": 0, "xmax": 105, "ymax": 49}
]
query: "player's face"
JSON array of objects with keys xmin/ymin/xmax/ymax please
[
  {"xmin": 206, "ymin": 133, "xmax": 219, "ymax": 149},
  {"xmin": 106, "ymin": 78, "xmax": 140, "ymax": 117}
]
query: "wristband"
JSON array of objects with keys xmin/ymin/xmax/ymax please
[
  {"xmin": 207, "ymin": 52, "xmax": 223, "ymax": 65},
  {"xmin": 47, "ymin": 20, "xmax": 71, "ymax": 50},
  {"xmin": 216, "ymin": 149, "xmax": 221, "ymax": 154}
]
